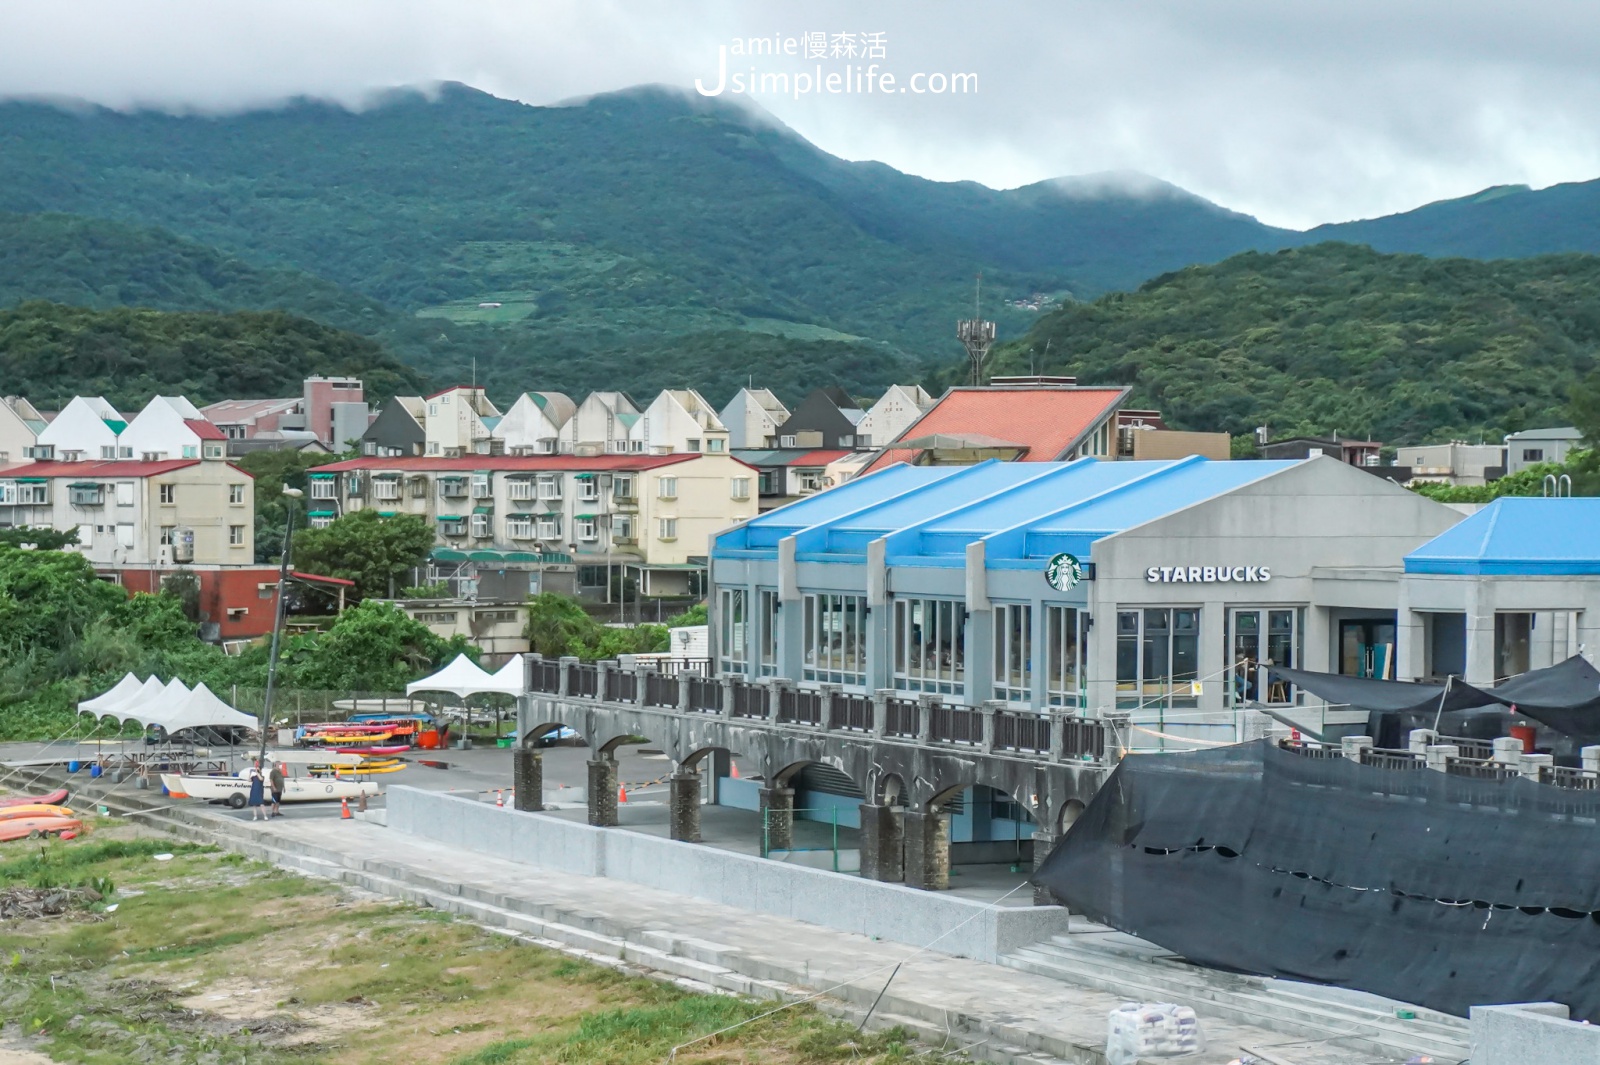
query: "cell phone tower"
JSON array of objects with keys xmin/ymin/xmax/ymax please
[{"xmin": 956, "ymin": 273, "xmax": 996, "ymax": 386}]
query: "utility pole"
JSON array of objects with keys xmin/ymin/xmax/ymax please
[
  {"xmin": 956, "ymin": 273, "xmax": 996, "ymax": 386},
  {"xmin": 257, "ymin": 486, "xmax": 302, "ymax": 766}
]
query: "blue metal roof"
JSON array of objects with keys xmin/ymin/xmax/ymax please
[
  {"xmin": 1405, "ymin": 498, "xmax": 1600, "ymax": 575},
  {"xmin": 716, "ymin": 457, "xmax": 1305, "ymax": 566}
]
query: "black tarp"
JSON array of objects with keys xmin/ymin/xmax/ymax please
[
  {"xmin": 1034, "ymin": 740, "xmax": 1600, "ymax": 1020},
  {"xmin": 1490, "ymin": 656, "xmax": 1600, "ymax": 743},
  {"xmin": 1268, "ymin": 665, "xmax": 1497, "ymax": 715}
]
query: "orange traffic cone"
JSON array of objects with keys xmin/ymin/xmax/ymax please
[
  {"xmin": 496, "ymin": 789, "xmax": 504, "ymax": 807},
  {"xmin": 340, "ymin": 797, "xmax": 352, "ymax": 820},
  {"xmin": 730, "ymin": 763, "xmax": 740, "ymax": 779},
  {"xmin": 618, "ymin": 783, "xmax": 628, "ymax": 804}
]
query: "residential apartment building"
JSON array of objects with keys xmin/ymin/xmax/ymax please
[
  {"xmin": 362, "ymin": 397, "xmax": 428, "ymax": 457},
  {"xmin": 1394, "ymin": 441, "xmax": 1506, "ymax": 487},
  {"xmin": 768, "ymin": 387, "xmax": 865, "ymax": 449},
  {"xmin": 34, "ymin": 396, "xmax": 126, "ymax": 461},
  {"xmin": 561, "ymin": 391, "xmax": 640, "ymax": 455},
  {"xmin": 119, "ymin": 396, "xmax": 230, "ymax": 461},
  {"xmin": 0, "ymin": 397, "xmax": 45, "ymax": 466},
  {"xmin": 307, "ymin": 451, "xmax": 758, "ymax": 597},
  {"xmin": 856, "ymin": 384, "xmax": 934, "ymax": 448},
  {"xmin": 1505, "ymin": 427, "xmax": 1585, "ymax": 475},
  {"xmin": 0, "ymin": 455, "xmax": 274, "ymax": 640},
  {"xmin": 494, "ymin": 392, "xmax": 576, "ymax": 455},
  {"xmin": 719, "ymin": 388, "xmax": 790, "ymax": 450},
  {"xmin": 629, "ymin": 389, "xmax": 730, "ymax": 455},
  {"xmin": 424, "ymin": 386, "xmax": 501, "ymax": 456}
]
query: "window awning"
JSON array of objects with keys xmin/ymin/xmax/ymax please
[
  {"xmin": 432, "ymin": 548, "xmax": 573, "ymax": 565},
  {"xmin": 307, "ymin": 510, "xmax": 335, "ymax": 517},
  {"xmin": 506, "ymin": 512, "xmax": 536, "ymax": 519},
  {"xmin": 472, "ymin": 505, "xmax": 494, "ymax": 514},
  {"xmin": 575, "ymin": 513, "xmax": 597, "ymax": 520},
  {"xmin": 67, "ymin": 482, "xmax": 102, "ymax": 489},
  {"xmin": 437, "ymin": 515, "xmax": 466, "ymax": 524},
  {"xmin": 438, "ymin": 474, "xmax": 467, "ymax": 481},
  {"xmin": 15, "ymin": 477, "xmax": 45, "ymax": 483},
  {"xmin": 574, "ymin": 473, "xmax": 595, "ymax": 480},
  {"xmin": 373, "ymin": 472, "xmax": 401, "ymax": 479},
  {"xmin": 309, "ymin": 472, "xmax": 335, "ymax": 479},
  {"xmin": 377, "ymin": 511, "xmax": 398, "ymax": 517}
]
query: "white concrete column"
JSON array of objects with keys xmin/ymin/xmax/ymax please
[
  {"xmin": 1425, "ymin": 744, "xmax": 1458, "ymax": 772},
  {"xmin": 1342, "ymin": 735, "xmax": 1373, "ymax": 762},
  {"xmin": 1304, "ymin": 605, "xmax": 1332, "ymax": 675},
  {"xmin": 1200, "ymin": 598, "xmax": 1226, "ymax": 718},
  {"xmin": 1395, "ymin": 581, "xmax": 1422, "ymax": 682},
  {"xmin": 1520, "ymin": 753, "xmax": 1553, "ymax": 781},
  {"xmin": 1464, "ymin": 580, "xmax": 1496, "ymax": 685},
  {"xmin": 1087, "ymin": 588, "xmax": 1119, "ymax": 718}
]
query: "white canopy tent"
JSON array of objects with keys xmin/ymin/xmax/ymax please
[
  {"xmin": 78, "ymin": 673, "xmax": 142, "ymax": 716},
  {"xmin": 483, "ymin": 654, "xmax": 528, "ymax": 697},
  {"xmin": 78, "ymin": 676, "xmax": 184, "ymax": 728},
  {"xmin": 160, "ymin": 683, "xmax": 260, "ymax": 734},
  {"xmin": 406, "ymin": 654, "xmax": 497, "ymax": 699}
]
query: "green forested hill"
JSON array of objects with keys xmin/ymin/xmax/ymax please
[
  {"xmin": 0, "ymin": 302, "xmax": 427, "ymax": 410},
  {"xmin": 989, "ymin": 244, "xmax": 1600, "ymax": 444},
  {"xmin": 0, "ymin": 85, "xmax": 1294, "ymax": 401}
]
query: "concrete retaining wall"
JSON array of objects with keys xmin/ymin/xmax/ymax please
[
  {"xmin": 1471, "ymin": 1003, "xmax": 1600, "ymax": 1064},
  {"xmin": 385, "ymin": 785, "xmax": 1068, "ymax": 964}
]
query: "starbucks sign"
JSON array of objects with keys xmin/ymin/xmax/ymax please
[{"xmin": 1044, "ymin": 552, "xmax": 1084, "ymax": 591}]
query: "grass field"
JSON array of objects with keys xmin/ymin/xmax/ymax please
[{"xmin": 0, "ymin": 823, "xmax": 927, "ymax": 1064}]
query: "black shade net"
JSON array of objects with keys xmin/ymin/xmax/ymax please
[{"xmin": 1034, "ymin": 740, "xmax": 1600, "ymax": 1020}]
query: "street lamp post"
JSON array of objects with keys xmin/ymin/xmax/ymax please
[{"xmin": 257, "ymin": 486, "xmax": 303, "ymax": 766}]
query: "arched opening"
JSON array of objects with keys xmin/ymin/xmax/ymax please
[
  {"xmin": 518, "ymin": 722, "xmax": 578, "ymax": 750},
  {"xmin": 1058, "ymin": 798, "xmax": 1087, "ymax": 835},
  {"xmin": 875, "ymin": 771, "xmax": 907, "ymax": 808}
]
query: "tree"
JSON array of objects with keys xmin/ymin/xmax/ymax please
[
  {"xmin": 284, "ymin": 601, "xmax": 474, "ymax": 691},
  {"xmin": 522, "ymin": 592, "xmax": 668, "ymax": 660},
  {"xmin": 0, "ymin": 545, "xmax": 125, "ymax": 656},
  {"xmin": 0, "ymin": 526, "xmax": 79, "ymax": 550},
  {"xmin": 234, "ymin": 449, "xmax": 325, "ymax": 564},
  {"xmin": 290, "ymin": 510, "xmax": 435, "ymax": 601}
]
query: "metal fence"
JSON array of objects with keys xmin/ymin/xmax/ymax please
[
  {"xmin": 229, "ymin": 689, "xmax": 420, "ymax": 728},
  {"xmin": 643, "ymin": 672, "xmax": 678, "ymax": 709},
  {"xmin": 777, "ymin": 688, "xmax": 823, "ymax": 726},
  {"xmin": 687, "ymin": 676, "xmax": 721, "ymax": 714},
  {"xmin": 1445, "ymin": 756, "xmax": 1522, "ymax": 781},
  {"xmin": 1061, "ymin": 718, "xmax": 1108, "ymax": 760},
  {"xmin": 884, "ymin": 697, "xmax": 920, "ymax": 739},
  {"xmin": 830, "ymin": 692, "xmax": 873, "ymax": 732},
  {"xmin": 1541, "ymin": 765, "xmax": 1600, "ymax": 791},
  {"xmin": 994, "ymin": 710, "xmax": 1051, "ymax": 754},
  {"xmin": 929, "ymin": 703, "xmax": 982, "ymax": 745}
]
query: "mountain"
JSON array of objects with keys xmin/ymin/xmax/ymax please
[
  {"xmin": 0, "ymin": 301, "xmax": 427, "ymax": 411},
  {"xmin": 1312, "ymin": 181, "xmax": 1600, "ymax": 261},
  {"xmin": 987, "ymin": 243, "xmax": 1600, "ymax": 445},
  {"xmin": 0, "ymin": 84, "xmax": 1292, "ymax": 404}
]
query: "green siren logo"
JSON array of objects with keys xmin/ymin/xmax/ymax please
[{"xmin": 1044, "ymin": 552, "xmax": 1083, "ymax": 591}]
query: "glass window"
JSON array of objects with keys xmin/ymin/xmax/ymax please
[
  {"xmin": 159, "ymin": 483, "xmax": 177, "ymax": 504},
  {"xmin": 1117, "ymin": 608, "xmax": 1201, "ymax": 712},
  {"xmin": 229, "ymin": 525, "xmax": 244, "ymax": 546},
  {"xmin": 576, "ymin": 518, "xmax": 597, "ymax": 541},
  {"xmin": 658, "ymin": 476, "xmax": 677, "ymax": 499},
  {"xmin": 994, "ymin": 603, "xmax": 1032, "ymax": 703},
  {"xmin": 537, "ymin": 516, "xmax": 562, "ymax": 539},
  {"xmin": 1045, "ymin": 605, "xmax": 1088, "ymax": 708},
  {"xmin": 757, "ymin": 589, "xmax": 779, "ymax": 676},
  {"xmin": 805, "ymin": 593, "xmax": 868, "ymax": 686},
  {"xmin": 718, "ymin": 587, "xmax": 747, "ymax": 675},
  {"xmin": 658, "ymin": 517, "xmax": 678, "ymax": 540},
  {"xmin": 507, "ymin": 517, "xmax": 534, "ymax": 539},
  {"xmin": 470, "ymin": 512, "xmax": 491, "ymax": 538},
  {"xmin": 731, "ymin": 477, "xmax": 750, "ymax": 499},
  {"xmin": 508, "ymin": 478, "xmax": 536, "ymax": 500},
  {"xmin": 707, "ymin": 438, "xmax": 725, "ymax": 453},
  {"xmin": 892, "ymin": 596, "xmax": 965, "ymax": 696},
  {"xmin": 613, "ymin": 475, "xmax": 635, "ymax": 500}
]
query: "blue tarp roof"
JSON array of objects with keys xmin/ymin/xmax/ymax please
[
  {"xmin": 717, "ymin": 457, "xmax": 1304, "ymax": 565},
  {"xmin": 1405, "ymin": 498, "xmax": 1600, "ymax": 575}
]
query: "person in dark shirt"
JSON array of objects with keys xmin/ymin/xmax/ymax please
[{"xmin": 268, "ymin": 762, "xmax": 287, "ymax": 817}]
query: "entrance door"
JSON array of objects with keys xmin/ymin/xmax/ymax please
[
  {"xmin": 1230, "ymin": 608, "xmax": 1299, "ymax": 704},
  {"xmin": 1340, "ymin": 619, "xmax": 1396, "ymax": 678}
]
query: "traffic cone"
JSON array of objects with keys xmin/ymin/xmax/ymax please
[
  {"xmin": 730, "ymin": 763, "xmax": 740, "ymax": 779},
  {"xmin": 618, "ymin": 783, "xmax": 628, "ymax": 804},
  {"xmin": 340, "ymin": 797, "xmax": 352, "ymax": 820},
  {"xmin": 495, "ymin": 789, "xmax": 504, "ymax": 807}
]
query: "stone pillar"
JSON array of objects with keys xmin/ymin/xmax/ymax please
[
  {"xmin": 586, "ymin": 758, "xmax": 619, "ymax": 827},
  {"xmin": 719, "ymin": 675, "xmax": 736, "ymax": 716},
  {"xmin": 1582, "ymin": 746, "xmax": 1600, "ymax": 775},
  {"xmin": 1102, "ymin": 711, "xmax": 1130, "ymax": 762},
  {"xmin": 903, "ymin": 809, "xmax": 950, "ymax": 891},
  {"xmin": 513, "ymin": 748, "xmax": 543, "ymax": 811},
  {"xmin": 916, "ymin": 694, "xmax": 936, "ymax": 743},
  {"xmin": 1520, "ymin": 753, "xmax": 1553, "ymax": 781},
  {"xmin": 980, "ymin": 700, "xmax": 1001, "ymax": 753},
  {"xmin": 1408, "ymin": 728, "xmax": 1438, "ymax": 754},
  {"xmin": 558, "ymin": 655, "xmax": 578, "ymax": 696},
  {"xmin": 1493, "ymin": 737, "xmax": 1525, "ymax": 765},
  {"xmin": 1425, "ymin": 744, "xmax": 1458, "ymax": 773},
  {"xmin": 669, "ymin": 770, "xmax": 702, "ymax": 843},
  {"xmin": 1341, "ymin": 735, "xmax": 1373, "ymax": 762},
  {"xmin": 1030, "ymin": 829, "xmax": 1061, "ymax": 906},
  {"xmin": 1464, "ymin": 581, "xmax": 1496, "ymax": 687},
  {"xmin": 677, "ymin": 669, "xmax": 695, "ymax": 711},
  {"xmin": 857, "ymin": 802, "xmax": 904, "ymax": 883},
  {"xmin": 871, "ymin": 689, "xmax": 889, "ymax": 737},
  {"xmin": 760, "ymin": 786, "xmax": 795, "ymax": 854}
]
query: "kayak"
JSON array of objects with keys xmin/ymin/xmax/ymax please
[
  {"xmin": 0, "ymin": 815, "xmax": 84, "ymax": 842},
  {"xmin": 160, "ymin": 772, "xmax": 381, "ymax": 807},
  {"xmin": 0, "ymin": 804, "xmax": 78, "ymax": 821},
  {"xmin": 0, "ymin": 788, "xmax": 69, "ymax": 809},
  {"xmin": 338, "ymin": 744, "xmax": 410, "ymax": 756}
]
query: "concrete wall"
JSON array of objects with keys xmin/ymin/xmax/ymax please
[
  {"xmin": 385, "ymin": 785, "xmax": 1068, "ymax": 963},
  {"xmin": 1471, "ymin": 1003, "xmax": 1600, "ymax": 1064}
]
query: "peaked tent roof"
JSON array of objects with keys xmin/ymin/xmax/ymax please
[
  {"xmin": 79, "ymin": 673, "xmax": 143, "ymax": 715},
  {"xmin": 161, "ymin": 683, "xmax": 260, "ymax": 734},
  {"xmin": 1406, "ymin": 498, "xmax": 1600, "ymax": 575},
  {"xmin": 481, "ymin": 655, "xmax": 528, "ymax": 696},
  {"xmin": 406, "ymin": 653, "xmax": 497, "ymax": 698}
]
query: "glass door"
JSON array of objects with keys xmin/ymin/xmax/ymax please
[
  {"xmin": 1340, "ymin": 619, "xmax": 1396, "ymax": 679},
  {"xmin": 1230, "ymin": 608, "xmax": 1299, "ymax": 704}
]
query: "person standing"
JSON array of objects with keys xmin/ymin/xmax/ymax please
[
  {"xmin": 269, "ymin": 761, "xmax": 286, "ymax": 818},
  {"xmin": 245, "ymin": 760, "xmax": 266, "ymax": 821}
]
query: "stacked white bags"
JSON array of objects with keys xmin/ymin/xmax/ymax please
[{"xmin": 1105, "ymin": 1002, "xmax": 1205, "ymax": 1064}]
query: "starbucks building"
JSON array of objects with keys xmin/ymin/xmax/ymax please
[{"xmin": 710, "ymin": 455, "xmax": 1465, "ymax": 746}]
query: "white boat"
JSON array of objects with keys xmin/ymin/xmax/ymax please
[{"xmin": 160, "ymin": 771, "xmax": 380, "ymax": 808}]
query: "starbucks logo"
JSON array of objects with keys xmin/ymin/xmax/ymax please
[{"xmin": 1045, "ymin": 552, "xmax": 1083, "ymax": 591}]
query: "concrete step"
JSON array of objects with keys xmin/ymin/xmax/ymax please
[
  {"xmin": 1002, "ymin": 937, "xmax": 1467, "ymax": 1062},
  {"xmin": 1035, "ymin": 934, "xmax": 1466, "ymax": 1036}
]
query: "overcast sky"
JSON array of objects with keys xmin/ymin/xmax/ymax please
[{"xmin": 3, "ymin": 0, "xmax": 1598, "ymax": 229}]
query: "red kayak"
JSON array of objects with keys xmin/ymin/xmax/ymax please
[{"xmin": 0, "ymin": 788, "xmax": 68, "ymax": 809}]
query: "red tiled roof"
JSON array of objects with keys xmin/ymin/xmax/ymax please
[
  {"xmin": 0, "ymin": 459, "xmax": 199, "ymax": 477},
  {"xmin": 184, "ymin": 419, "xmax": 228, "ymax": 441},
  {"xmin": 861, "ymin": 387, "xmax": 1130, "ymax": 475},
  {"xmin": 310, "ymin": 454, "xmax": 730, "ymax": 474},
  {"xmin": 291, "ymin": 570, "xmax": 356, "ymax": 587}
]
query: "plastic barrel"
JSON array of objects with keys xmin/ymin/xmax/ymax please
[
  {"xmin": 89, "ymin": 764, "xmax": 102, "ymax": 778},
  {"xmin": 67, "ymin": 760, "xmax": 80, "ymax": 773},
  {"xmin": 1511, "ymin": 724, "xmax": 1537, "ymax": 753}
]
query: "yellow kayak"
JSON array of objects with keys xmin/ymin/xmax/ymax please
[{"xmin": 0, "ymin": 804, "xmax": 78, "ymax": 821}]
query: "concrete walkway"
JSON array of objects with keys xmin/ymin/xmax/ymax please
[{"xmin": 165, "ymin": 808, "xmax": 1411, "ymax": 1065}]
